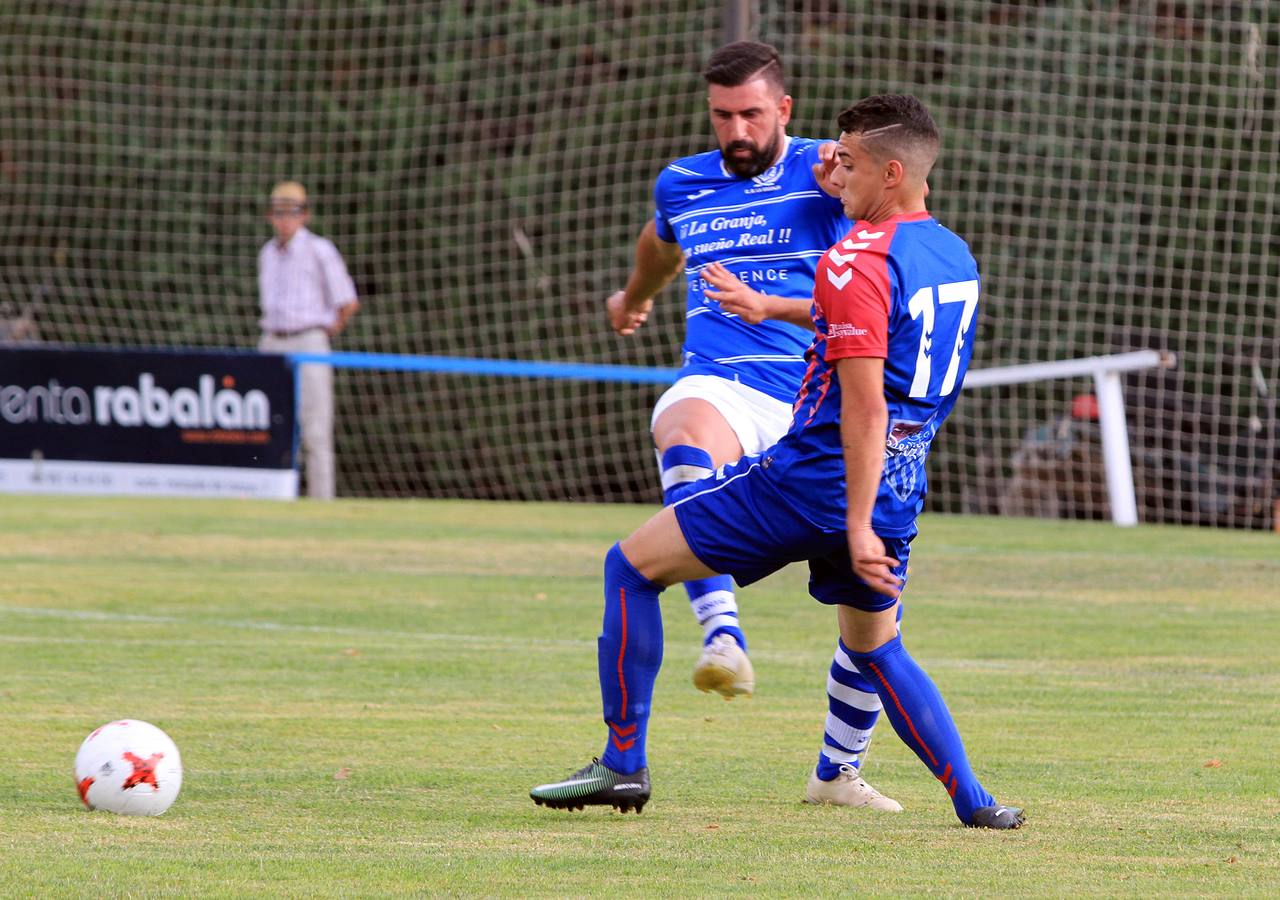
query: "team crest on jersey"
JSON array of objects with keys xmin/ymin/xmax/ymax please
[
  {"xmin": 888, "ymin": 419, "xmax": 926, "ymax": 445},
  {"xmin": 745, "ymin": 162, "xmax": 784, "ymax": 194},
  {"xmin": 884, "ymin": 418, "xmax": 933, "ymax": 502}
]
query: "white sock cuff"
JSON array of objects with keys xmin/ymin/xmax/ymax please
[
  {"xmin": 661, "ymin": 464, "xmax": 713, "ymax": 491},
  {"xmin": 691, "ymin": 589, "xmax": 738, "ymax": 623}
]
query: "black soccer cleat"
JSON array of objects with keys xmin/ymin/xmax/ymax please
[
  {"xmin": 530, "ymin": 758, "xmax": 651, "ymax": 813},
  {"xmin": 966, "ymin": 804, "xmax": 1026, "ymax": 829}
]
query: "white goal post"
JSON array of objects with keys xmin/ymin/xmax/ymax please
[{"xmin": 964, "ymin": 350, "xmax": 1177, "ymax": 527}]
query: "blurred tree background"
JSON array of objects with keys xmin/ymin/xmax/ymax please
[{"xmin": 0, "ymin": 1, "xmax": 1275, "ymax": 526}]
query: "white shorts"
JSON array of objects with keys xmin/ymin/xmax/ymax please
[{"xmin": 650, "ymin": 374, "xmax": 794, "ymax": 458}]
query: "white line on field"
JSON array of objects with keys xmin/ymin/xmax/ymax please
[
  {"xmin": 0, "ymin": 604, "xmax": 831, "ymax": 663},
  {"xmin": 0, "ymin": 605, "xmax": 593, "ymax": 650},
  {"xmin": 0, "ymin": 605, "xmax": 1045, "ymax": 671}
]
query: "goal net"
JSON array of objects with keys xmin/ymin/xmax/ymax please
[{"xmin": 1, "ymin": 1, "xmax": 1275, "ymax": 527}]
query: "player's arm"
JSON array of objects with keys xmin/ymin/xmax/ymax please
[
  {"xmin": 811, "ymin": 140, "xmax": 841, "ymax": 198},
  {"xmin": 836, "ymin": 356, "xmax": 902, "ymax": 598},
  {"xmin": 701, "ymin": 261, "xmax": 814, "ymax": 328},
  {"xmin": 607, "ymin": 220, "xmax": 684, "ymax": 336}
]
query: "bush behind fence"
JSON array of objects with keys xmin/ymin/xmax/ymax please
[{"xmin": 1, "ymin": 1, "xmax": 1275, "ymax": 526}]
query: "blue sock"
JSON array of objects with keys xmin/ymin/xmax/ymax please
[
  {"xmin": 815, "ymin": 638, "xmax": 882, "ymax": 780},
  {"xmin": 659, "ymin": 445, "xmax": 745, "ymax": 650},
  {"xmin": 598, "ymin": 543, "xmax": 664, "ymax": 774},
  {"xmin": 847, "ymin": 635, "xmax": 995, "ymax": 824}
]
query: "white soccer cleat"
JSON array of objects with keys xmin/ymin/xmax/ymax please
[
  {"xmin": 804, "ymin": 764, "xmax": 903, "ymax": 811},
  {"xmin": 692, "ymin": 634, "xmax": 755, "ymax": 699}
]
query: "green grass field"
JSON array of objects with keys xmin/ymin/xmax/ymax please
[{"xmin": 1, "ymin": 496, "xmax": 1278, "ymax": 897}]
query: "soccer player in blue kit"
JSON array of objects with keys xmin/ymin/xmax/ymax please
[
  {"xmin": 606, "ymin": 41, "xmax": 899, "ymax": 811},
  {"xmin": 533, "ymin": 94, "xmax": 1024, "ymax": 829}
]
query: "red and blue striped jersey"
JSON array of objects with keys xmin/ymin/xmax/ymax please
[{"xmin": 764, "ymin": 211, "xmax": 981, "ymax": 536}]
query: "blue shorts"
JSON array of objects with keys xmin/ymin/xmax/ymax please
[{"xmin": 671, "ymin": 455, "xmax": 912, "ymax": 613}]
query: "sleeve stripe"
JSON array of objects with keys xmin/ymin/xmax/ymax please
[{"xmin": 667, "ymin": 190, "xmax": 825, "ymax": 225}]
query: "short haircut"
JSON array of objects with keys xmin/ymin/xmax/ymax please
[
  {"xmin": 702, "ymin": 40, "xmax": 785, "ymax": 95},
  {"xmin": 837, "ymin": 94, "xmax": 940, "ymax": 177}
]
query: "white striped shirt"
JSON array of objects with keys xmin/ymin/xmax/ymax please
[{"xmin": 258, "ymin": 227, "xmax": 357, "ymax": 333}]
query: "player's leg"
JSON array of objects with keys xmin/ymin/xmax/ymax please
[
  {"xmin": 830, "ymin": 540, "xmax": 1023, "ymax": 829},
  {"xmin": 804, "ymin": 555, "xmax": 902, "ymax": 810},
  {"xmin": 600, "ymin": 504, "xmax": 729, "ymax": 782},
  {"xmin": 531, "ymin": 457, "xmax": 803, "ymax": 813},
  {"xmin": 652, "ymin": 386, "xmax": 752, "ymax": 697},
  {"xmin": 804, "ymin": 629, "xmax": 903, "ymax": 811},
  {"xmin": 530, "ymin": 507, "xmax": 716, "ymax": 812}
]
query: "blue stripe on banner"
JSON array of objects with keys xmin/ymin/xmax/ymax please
[{"xmin": 287, "ymin": 352, "xmax": 681, "ymax": 385}]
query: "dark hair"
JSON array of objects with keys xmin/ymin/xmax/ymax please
[
  {"xmin": 702, "ymin": 41, "xmax": 785, "ymax": 94},
  {"xmin": 837, "ymin": 94, "xmax": 939, "ymax": 148},
  {"xmin": 836, "ymin": 94, "xmax": 939, "ymax": 175}
]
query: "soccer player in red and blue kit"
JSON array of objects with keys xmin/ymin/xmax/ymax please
[
  {"xmin": 608, "ymin": 41, "xmax": 898, "ymax": 811},
  {"xmin": 531, "ymin": 94, "xmax": 1024, "ymax": 829}
]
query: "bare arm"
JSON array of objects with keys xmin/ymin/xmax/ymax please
[
  {"xmin": 811, "ymin": 140, "xmax": 841, "ymax": 199},
  {"xmin": 835, "ymin": 356, "xmax": 902, "ymax": 598},
  {"xmin": 701, "ymin": 261, "xmax": 814, "ymax": 328},
  {"xmin": 607, "ymin": 220, "xmax": 685, "ymax": 336}
]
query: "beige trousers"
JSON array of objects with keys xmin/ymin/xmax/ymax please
[{"xmin": 259, "ymin": 328, "xmax": 335, "ymax": 499}]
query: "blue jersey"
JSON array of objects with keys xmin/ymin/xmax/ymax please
[
  {"xmin": 652, "ymin": 137, "xmax": 847, "ymax": 402},
  {"xmin": 764, "ymin": 211, "xmax": 981, "ymax": 536}
]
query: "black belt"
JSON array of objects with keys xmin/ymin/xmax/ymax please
[{"xmin": 267, "ymin": 327, "xmax": 322, "ymax": 339}]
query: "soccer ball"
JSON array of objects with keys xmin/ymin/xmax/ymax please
[{"xmin": 74, "ymin": 719, "xmax": 183, "ymax": 816}]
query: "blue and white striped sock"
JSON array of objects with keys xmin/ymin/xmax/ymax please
[
  {"xmin": 659, "ymin": 445, "xmax": 745, "ymax": 650},
  {"xmin": 815, "ymin": 605, "xmax": 900, "ymax": 780},
  {"xmin": 815, "ymin": 638, "xmax": 883, "ymax": 779}
]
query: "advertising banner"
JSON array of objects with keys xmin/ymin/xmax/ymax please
[{"xmin": 0, "ymin": 346, "xmax": 297, "ymax": 498}]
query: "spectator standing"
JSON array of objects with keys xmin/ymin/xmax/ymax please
[{"xmin": 257, "ymin": 181, "xmax": 358, "ymax": 499}]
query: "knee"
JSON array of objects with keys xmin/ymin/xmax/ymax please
[{"xmin": 657, "ymin": 426, "xmax": 700, "ymax": 451}]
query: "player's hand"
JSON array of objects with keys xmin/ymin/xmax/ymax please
[
  {"xmin": 606, "ymin": 290, "xmax": 652, "ymax": 336},
  {"xmin": 813, "ymin": 141, "xmax": 841, "ymax": 198},
  {"xmin": 702, "ymin": 262, "xmax": 769, "ymax": 324},
  {"xmin": 849, "ymin": 525, "xmax": 903, "ymax": 598}
]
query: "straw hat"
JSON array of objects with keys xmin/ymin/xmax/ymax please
[{"xmin": 269, "ymin": 181, "xmax": 308, "ymax": 206}]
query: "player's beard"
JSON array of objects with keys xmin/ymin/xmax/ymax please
[{"xmin": 720, "ymin": 134, "xmax": 781, "ymax": 179}]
